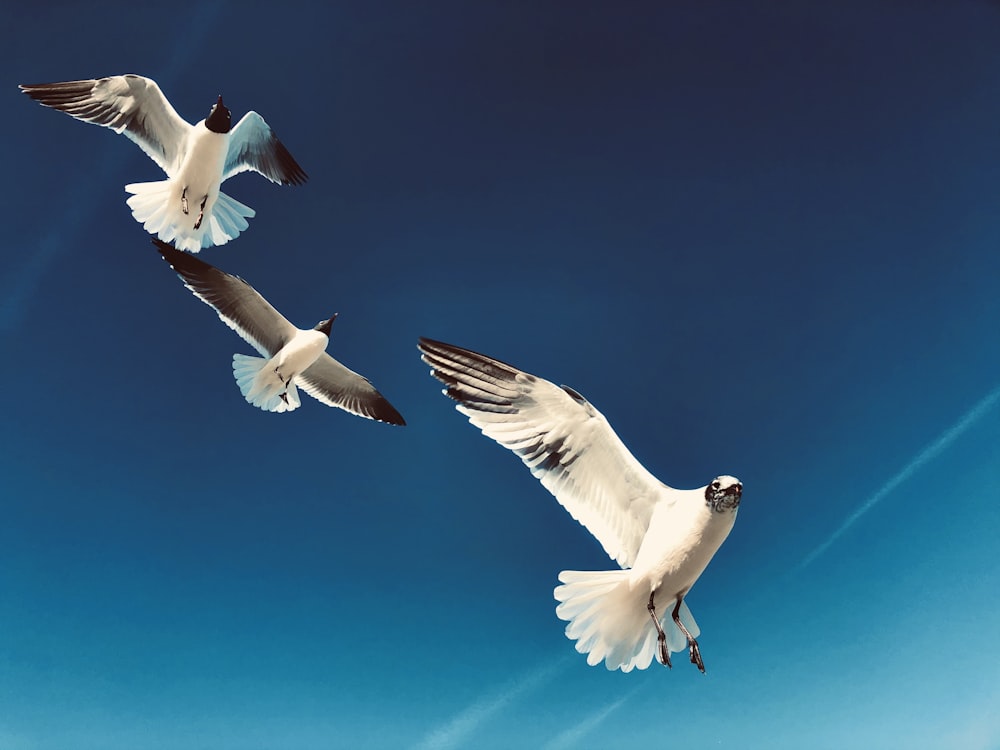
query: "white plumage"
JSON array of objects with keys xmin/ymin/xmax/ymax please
[
  {"xmin": 20, "ymin": 75, "xmax": 306, "ymax": 252},
  {"xmin": 418, "ymin": 337, "xmax": 742, "ymax": 672}
]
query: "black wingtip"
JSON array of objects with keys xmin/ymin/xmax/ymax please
[
  {"xmin": 152, "ymin": 237, "xmax": 186, "ymax": 264},
  {"xmin": 19, "ymin": 84, "xmax": 45, "ymax": 102},
  {"xmin": 151, "ymin": 237, "xmax": 215, "ymax": 277},
  {"xmin": 152, "ymin": 236, "xmax": 179, "ymax": 261},
  {"xmin": 418, "ymin": 336, "xmax": 465, "ymax": 359},
  {"xmin": 417, "ymin": 336, "xmax": 522, "ymax": 377},
  {"xmin": 374, "ymin": 398, "xmax": 407, "ymax": 427},
  {"xmin": 276, "ymin": 138, "xmax": 308, "ymax": 185}
]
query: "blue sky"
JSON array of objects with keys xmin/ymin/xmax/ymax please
[{"xmin": 2, "ymin": 1, "xmax": 999, "ymax": 748}]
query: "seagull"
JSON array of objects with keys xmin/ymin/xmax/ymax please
[
  {"xmin": 20, "ymin": 75, "xmax": 307, "ymax": 253},
  {"xmin": 418, "ymin": 337, "xmax": 741, "ymax": 673},
  {"xmin": 154, "ymin": 238, "xmax": 404, "ymax": 425}
]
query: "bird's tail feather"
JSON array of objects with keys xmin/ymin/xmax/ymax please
[
  {"xmin": 554, "ymin": 569, "xmax": 699, "ymax": 672},
  {"xmin": 233, "ymin": 353, "xmax": 300, "ymax": 413},
  {"xmin": 125, "ymin": 180, "xmax": 254, "ymax": 253}
]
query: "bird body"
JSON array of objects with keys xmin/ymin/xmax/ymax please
[
  {"xmin": 233, "ymin": 320, "xmax": 334, "ymax": 414},
  {"xmin": 556, "ymin": 480, "xmax": 739, "ymax": 671},
  {"xmin": 629, "ymin": 484, "xmax": 737, "ymax": 594},
  {"xmin": 418, "ymin": 337, "xmax": 741, "ymax": 672},
  {"xmin": 271, "ymin": 328, "xmax": 330, "ymax": 381},
  {"xmin": 124, "ymin": 114, "xmax": 245, "ymax": 252},
  {"xmin": 20, "ymin": 75, "xmax": 306, "ymax": 252}
]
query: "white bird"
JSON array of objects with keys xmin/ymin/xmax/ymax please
[
  {"xmin": 20, "ymin": 75, "xmax": 307, "ymax": 253},
  {"xmin": 155, "ymin": 239, "xmax": 404, "ymax": 425},
  {"xmin": 418, "ymin": 338, "xmax": 741, "ymax": 673}
]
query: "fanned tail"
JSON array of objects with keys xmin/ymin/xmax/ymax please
[
  {"xmin": 125, "ymin": 180, "xmax": 255, "ymax": 253},
  {"xmin": 208, "ymin": 191, "xmax": 255, "ymax": 247},
  {"xmin": 554, "ymin": 570, "xmax": 699, "ymax": 672},
  {"xmin": 124, "ymin": 180, "xmax": 174, "ymax": 237},
  {"xmin": 233, "ymin": 353, "xmax": 301, "ymax": 413}
]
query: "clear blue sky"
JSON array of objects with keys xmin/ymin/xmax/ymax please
[{"xmin": 3, "ymin": 2, "xmax": 999, "ymax": 748}]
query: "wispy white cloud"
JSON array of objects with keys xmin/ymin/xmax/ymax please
[
  {"xmin": 541, "ymin": 690, "xmax": 634, "ymax": 750},
  {"xmin": 412, "ymin": 657, "xmax": 567, "ymax": 750},
  {"xmin": 800, "ymin": 382, "xmax": 1000, "ymax": 568}
]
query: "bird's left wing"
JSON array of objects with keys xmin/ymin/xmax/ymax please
[
  {"xmin": 419, "ymin": 337, "xmax": 670, "ymax": 568},
  {"xmin": 297, "ymin": 355, "xmax": 406, "ymax": 425},
  {"xmin": 223, "ymin": 112, "xmax": 307, "ymax": 185},
  {"xmin": 19, "ymin": 75, "xmax": 190, "ymax": 174},
  {"xmin": 153, "ymin": 239, "xmax": 296, "ymax": 356}
]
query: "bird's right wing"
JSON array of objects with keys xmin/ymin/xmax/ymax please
[
  {"xmin": 224, "ymin": 112, "xmax": 308, "ymax": 185},
  {"xmin": 153, "ymin": 239, "xmax": 296, "ymax": 356},
  {"xmin": 20, "ymin": 75, "xmax": 190, "ymax": 175},
  {"xmin": 297, "ymin": 354, "xmax": 406, "ymax": 426},
  {"xmin": 419, "ymin": 337, "xmax": 670, "ymax": 569}
]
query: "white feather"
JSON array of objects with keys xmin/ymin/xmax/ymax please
[{"xmin": 233, "ymin": 353, "xmax": 301, "ymax": 413}]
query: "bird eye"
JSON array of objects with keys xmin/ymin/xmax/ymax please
[{"xmin": 711, "ymin": 480, "xmax": 720, "ymax": 489}]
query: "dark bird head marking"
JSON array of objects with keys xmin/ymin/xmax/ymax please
[
  {"xmin": 315, "ymin": 314, "xmax": 338, "ymax": 336},
  {"xmin": 705, "ymin": 475, "xmax": 742, "ymax": 512},
  {"xmin": 206, "ymin": 94, "xmax": 231, "ymax": 133}
]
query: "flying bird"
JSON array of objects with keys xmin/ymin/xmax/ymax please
[
  {"xmin": 20, "ymin": 75, "xmax": 307, "ymax": 253},
  {"xmin": 418, "ymin": 337, "xmax": 741, "ymax": 673},
  {"xmin": 154, "ymin": 238, "xmax": 404, "ymax": 425}
]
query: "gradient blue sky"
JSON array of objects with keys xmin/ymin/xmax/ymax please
[{"xmin": 3, "ymin": 2, "xmax": 999, "ymax": 748}]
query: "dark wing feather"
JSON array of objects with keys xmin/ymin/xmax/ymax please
[
  {"xmin": 20, "ymin": 75, "xmax": 190, "ymax": 174},
  {"xmin": 224, "ymin": 112, "xmax": 307, "ymax": 185},
  {"xmin": 153, "ymin": 239, "xmax": 295, "ymax": 356},
  {"xmin": 297, "ymin": 355, "xmax": 405, "ymax": 425},
  {"xmin": 418, "ymin": 337, "xmax": 668, "ymax": 568}
]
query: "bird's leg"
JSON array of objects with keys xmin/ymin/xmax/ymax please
[
  {"xmin": 181, "ymin": 186, "xmax": 189, "ymax": 214},
  {"xmin": 672, "ymin": 598, "xmax": 705, "ymax": 673},
  {"xmin": 274, "ymin": 367, "xmax": 291, "ymax": 404},
  {"xmin": 193, "ymin": 195, "xmax": 208, "ymax": 230},
  {"xmin": 647, "ymin": 592, "xmax": 672, "ymax": 668}
]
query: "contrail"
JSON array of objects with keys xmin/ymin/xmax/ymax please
[
  {"xmin": 541, "ymin": 691, "xmax": 634, "ymax": 750},
  {"xmin": 800, "ymin": 382, "xmax": 1000, "ymax": 569},
  {"xmin": 412, "ymin": 657, "xmax": 567, "ymax": 750},
  {"xmin": 0, "ymin": 0, "xmax": 225, "ymax": 333}
]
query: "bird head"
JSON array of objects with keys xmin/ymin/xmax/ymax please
[
  {"xmin": 705, "ymin": 476, "xmax": 742, "ymax": 512},
  {"xmin": 315, "ymin": 314, "xmax": 338, "ymax": 336},
  {"xmin": 205, "ymin": 94, "xmax": 231, "ymax": 133}
]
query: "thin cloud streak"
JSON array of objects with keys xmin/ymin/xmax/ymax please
[
  {"xmin": 412, "ymin": 657, "xmax": 568, "ymax": 750},
  {"xmin": 800, "ymin": 382, "xmax": 1000, "ymax": 568},
  {"xmin": 0, "ymin": 0, "xmax": 225, "ymax": 333},
  {"xmin": 541, "ymin": 691, "xmax": 634, "ymax": 750}
]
